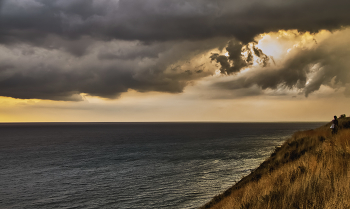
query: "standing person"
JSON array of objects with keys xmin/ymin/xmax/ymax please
[{"xmin": 331, "ymin": 115, "xmax": 339, "ymax": 135}]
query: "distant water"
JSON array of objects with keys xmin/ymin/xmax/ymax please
[{"xmin": 0, "ymin": 122, "xmax": 325, "ymax": 209}]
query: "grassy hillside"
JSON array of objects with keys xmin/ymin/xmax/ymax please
[{"xmin": 200, "ymin": 117, "xmax": 350, "ymax": 209}]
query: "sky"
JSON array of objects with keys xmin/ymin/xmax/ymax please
[{"xmin": 1, "ymin": 0, "xmax": 350, "ymax": 122}]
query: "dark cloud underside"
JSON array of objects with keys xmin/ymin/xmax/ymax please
[
  {"xmin": 1, "ymin": 0, "xmax": 350, "ymax": 44},
  {"xmin": 0, "ymin": 39, "xmax": 219, "ymax": 100}
]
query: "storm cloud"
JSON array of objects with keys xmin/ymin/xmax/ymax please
[
  {"xmin": 1, "ymin": 0, "xmax": 350, "ymax": 100},
  {"xmin": 0, "ymin": 38, "xmax": 221, "ymax": 100},
  {"xmin": 1, "ymin": 0, "xmax": 350, "ymax": 45}
]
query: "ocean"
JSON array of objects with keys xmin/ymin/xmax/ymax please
[{"xmin": 0, "ymin": 122, "xmax": 325, "ymax": 209}]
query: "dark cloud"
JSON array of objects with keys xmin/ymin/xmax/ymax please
[
  {"xmin": 0, "ymin": 61, "xmax": 182, "ymax": 101},
  {"xmin": 97, "ymin": 42, "xmax": 167, "ymax": 60},
  {"xmin": 210, "ymin": 41, "xmax": 253, "ymax": 74},
  {"xmin": 1, "ymin": 0, "xmax": 350, "ymax": 47},
  {"xmin": 1, "ymin": 0, "xmax": 350, "ymax": 100},
  {"xmin": 210, "ymin": 41, "xmax": 271, "ymax": 74},
  {"xmin": 0, "ymin": 39, "xmax": 221, "ymax": 100}
]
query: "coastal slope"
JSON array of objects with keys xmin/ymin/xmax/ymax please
[{"xmin": 200, "ymin": 117, "xmax": 350, "ymax": 209}]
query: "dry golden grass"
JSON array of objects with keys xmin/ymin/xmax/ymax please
[{"xmin": 200, "ymin": 118, "xmax": 350, "ymax": 209}]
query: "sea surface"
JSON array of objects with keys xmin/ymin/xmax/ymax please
[{"xmin": 0, "ymin": 122, "xmax": 325, "ymax": 209}]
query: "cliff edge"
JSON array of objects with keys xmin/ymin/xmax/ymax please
[{"xmin": 200, "ymin": 117, "xmax": 350, "ymax": 209}]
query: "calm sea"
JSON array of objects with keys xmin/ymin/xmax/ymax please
[{"xmin": 0, "ymin": 122, "xmax": 324, "ymax": 209}]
